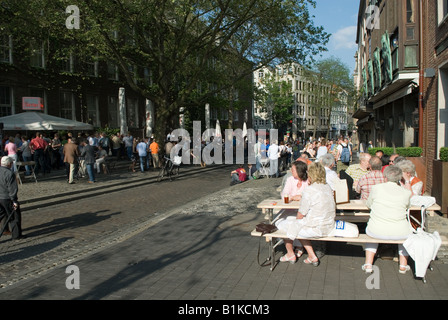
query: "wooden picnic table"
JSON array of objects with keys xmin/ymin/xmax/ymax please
[{"xmin": 257, "ymin": 199, "xmax": 442, "ymax": 223}]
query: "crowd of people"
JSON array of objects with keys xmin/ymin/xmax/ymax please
[
  {"xmin": 229, "ymin": 136, "xmax": 355, "ymax": 185},
  {"xmin": 1, "ymin": 131, "xmax": 425, "ymax": 273},
  {"xmin": 0, "ymin": 130, "xmax": 169, "ymax": 240},
  {"xmin": 230, "ymin": 135, "xmax": 424, "ymax": 273},
  {"xmin": 0, "ymin": 131, "xmax": 169, "ymax": 184}
]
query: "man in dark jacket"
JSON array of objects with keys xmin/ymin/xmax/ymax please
[
  {"xmin": 80, "ymin": 139, "xmax": 96, "ymax": 183},
  {"xmin": 0, "ymin": 156, "xmax": 24, "ymax": 239}
]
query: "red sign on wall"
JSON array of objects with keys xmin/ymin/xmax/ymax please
[{"xmin": 22, "ymin": 97, "xmax": 44, "ymax": 110}]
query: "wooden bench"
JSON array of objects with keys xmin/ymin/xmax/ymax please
[
  {"xmin": 251, "ymin": 228, "xmax": 448, "ymax": 277},
  {"xmin": 15, "ymin": 161, "xmax": 38, "ymax": 184}
]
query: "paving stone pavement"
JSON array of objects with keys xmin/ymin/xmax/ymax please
[
  {"xmin": 0, "ymin": 162, "xmax": 236, "ymax": 288},
  {"xmin": 1, "ymin": 162, "xmax": 448, "ymax": 302}
]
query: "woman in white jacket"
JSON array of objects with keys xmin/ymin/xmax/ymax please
[{"xmin": 276, "ymin": 162, "xmax": 335, "ymax": 266}]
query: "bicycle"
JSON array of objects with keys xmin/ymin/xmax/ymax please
[{"xmin": 157, "ymin": 155, "xmax": 181, "ymax": 182}]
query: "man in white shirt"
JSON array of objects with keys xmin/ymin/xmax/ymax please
[
  {"xmin": 95, "ymin": 145, "xmax": 108, "ymax": 174},
  {"xmin": 123, "ymin": 133, "xmax": 133, "ymax": 160},
  {"xmin": 320, "ymin": 153, "xmax": 340, "ymax": 190},
  {"xmin": 136, "ymin": 138, "xmax": 150, "ymax": 173},
  {"xmin": 267, "ymin": 140, "xmax": 279, "ymax": 178}
]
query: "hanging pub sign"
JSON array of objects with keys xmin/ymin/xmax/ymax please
[{"xmin": 22, "ymin": 97, "xmax": 44, "ymax": 110}]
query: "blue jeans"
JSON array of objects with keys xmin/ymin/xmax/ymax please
[
  {"xmin": 139, "ymin": 156, "xmax": 150, "ymax": 172},
  {"xmin": 86, "ymin": 163, "xmax": 95, "ymax": 182},
  {"xmin": 22, "ymin": 155, "xmax": 33, "ymax": 175},
  {"xmin": 126, "ymin": 146, "xmax": 133, "ymax": 160},
  {"xmin": 255, "ymin": 156, "xmax": 261, "ymax": 172}
]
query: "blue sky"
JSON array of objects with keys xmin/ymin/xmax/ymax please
[{"xmin": 309, "ymin": 0, "xmax": 359, "ymax": 73}]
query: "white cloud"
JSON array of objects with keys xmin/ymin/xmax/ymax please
[{"xmin": 330, "ymin": 26, "xmax": 357, "ymax": 50}]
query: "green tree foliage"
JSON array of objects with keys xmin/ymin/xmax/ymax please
[
  {"xmin": 0, "ymin": 0, "xmax": 329, "ymax": 139},
  {"xmin": 303, "ymin": 56, "xmax": 355, "ymax": 138},
  {"xmin": 256, "ymin": 73, "xmax": 293, "ymax": 130}
]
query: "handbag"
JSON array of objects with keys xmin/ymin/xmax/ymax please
[{"xmin": 256, "ymin": 222, "xmax": 277, "ymax": 235}]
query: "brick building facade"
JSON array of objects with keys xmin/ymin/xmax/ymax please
[
  {"xmin": 355, "ymin": 0, "xmax": 448, "ymax": 196},
  {"xmin": 422, "ymin": 0, "xmax": 448, "ymax": 194}
]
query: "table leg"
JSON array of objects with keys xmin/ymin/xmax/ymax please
[
  {"xmin": 269, "ymin": 237, "xmax": 275, "ymax": 271},
  {"xmin": 268, "ymin": 208, "xmax": 273, "ymax": 223}
]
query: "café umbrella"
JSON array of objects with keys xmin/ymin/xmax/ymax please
[
  {"xmin": 0, "ymin": 112, "xmax": 94, "ymax": 131},
  {"xmin": 215, "ymin": 119, "xmax": 222, "ymax": 138}
]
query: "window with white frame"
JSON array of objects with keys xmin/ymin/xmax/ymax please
[
  {"xmin": 126, "ymin": 97, "xmax": 138, "ymax": 128},
  {"xmin": 30, "ymin": 40, "xmax": 45, "ymax": 68},
  {"xmin": 211, "ymin": 107, "xmax": 217, "ymax": 120},
  {"xmin": 86, "ymin": 94, "xmax": 99, "ymax": 126},
  {"xmin": 234, "ymin": 110, "xmax": 239, "ymax": 122},
  {"xmin": 60, "ymin": 91, "xmax": 74, "ymax": 120},
  {"xmin": 143, "ymin": 67, "xmax": 152, "ymax": 85},
  {"xmin": 438, "ymin": 0, "xmax": 448, "ymax": 24},
  {"xmin": 60, "ymin": 53, "xmax": 74, "ymax": 73},
  {"xmin": 0, "ymin": 86, "xmax": 12, "ymax": 117},
  {"xmin": 0, "ymin": 35, "xmax": 12, "ymax": 64},
  {"xmin": 108, "ymin": 96, "xmax": 118, "ymax": 127},
  {"xmin": 86, "ymin": 58, "xmax": 98, "ymax": 77},
  {"xmin": 108, "ymin": 62, "xmax": 119, "ymax": 81}
]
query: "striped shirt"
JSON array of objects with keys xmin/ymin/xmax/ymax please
[
  {"xmin": 346, "ymin": 164, "xmax": 369, "ymax": 184},
  {"xmin": 355, "ymin": 170, "xmax": 386, "ymax": 200}
]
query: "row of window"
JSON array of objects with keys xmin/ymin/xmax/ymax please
[
  {"xmin": 209, "ymin": 107, "xmax": 239, "ymax": 122},
  {"xmin": 0, "ymin": 35, "xmax": 145, "ymax": 83},
  {"xmin": 253, "ymin": 115, "xmax": 345, "ymax": 129}
]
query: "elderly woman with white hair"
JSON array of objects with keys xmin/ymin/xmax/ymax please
[
  {"xmin": 319, "ymin": 153, "xmax": 339, "ymax": 190},
  {"xmin": 396, "ymin": 159, "xmax": 424, "ymax": 196},
  {"xmin": 362, "ymin": 165, "xmax": 413, "ymax": 274}
]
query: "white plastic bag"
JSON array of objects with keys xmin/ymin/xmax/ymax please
[
  {"xmin": 410, "ymin": 195, "xmax": 436, "ymax": 208},
  {"xmin": 330, "ymin": 220, "xmax": 359, "ymax": 238},
  {"xmin": 172, "ymin": 156, "xmax": 182, "ymax": 166}
]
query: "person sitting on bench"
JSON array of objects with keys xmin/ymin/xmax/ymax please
[
  {"xmin": 362, "ymin": 165, "xmax": 413, "ymax": 274},
  {"xmin": 275, "ymin": 162, "xmax": 335, "ymax": 266}
]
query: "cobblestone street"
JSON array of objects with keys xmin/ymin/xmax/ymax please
[{"xmin": 1, "ymin": 162, "xmax": 448, "ymax": 301}]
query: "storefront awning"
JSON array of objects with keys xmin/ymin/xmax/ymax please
[{"xmin": 369, "ymin": 74, "xmax": 419, "ymax": 109}]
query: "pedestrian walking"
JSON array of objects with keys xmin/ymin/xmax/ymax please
[
  {"xmin": 63, "ymin": 136, "xmax": 79, "ymax": 184},
  {"xmin": 80, "ymin": 139, "xmax": 96, "ymax": 183},
  {"xmin": 0, "ymin": 156, "xmax": 24, "ymax": 239},
  {"xmin": 150, "ymin": 139, "xmax": 160, "ymax": 169},
  {"xmin": 136, "ymin": 138, "xmax": 150, "ymax": 173},
  {"xmin": 29, "ymin": 132, "xmax": 48, "ymax": 175}
]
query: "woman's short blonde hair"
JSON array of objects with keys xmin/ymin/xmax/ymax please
[{"xmin": 308, "ymin": 161, "xmax": 326, "ymax": 184}]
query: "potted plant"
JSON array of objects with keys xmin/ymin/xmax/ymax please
[{"xmin": 433, "ymin": 147, "xmax": 448, "ymax": 216}]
